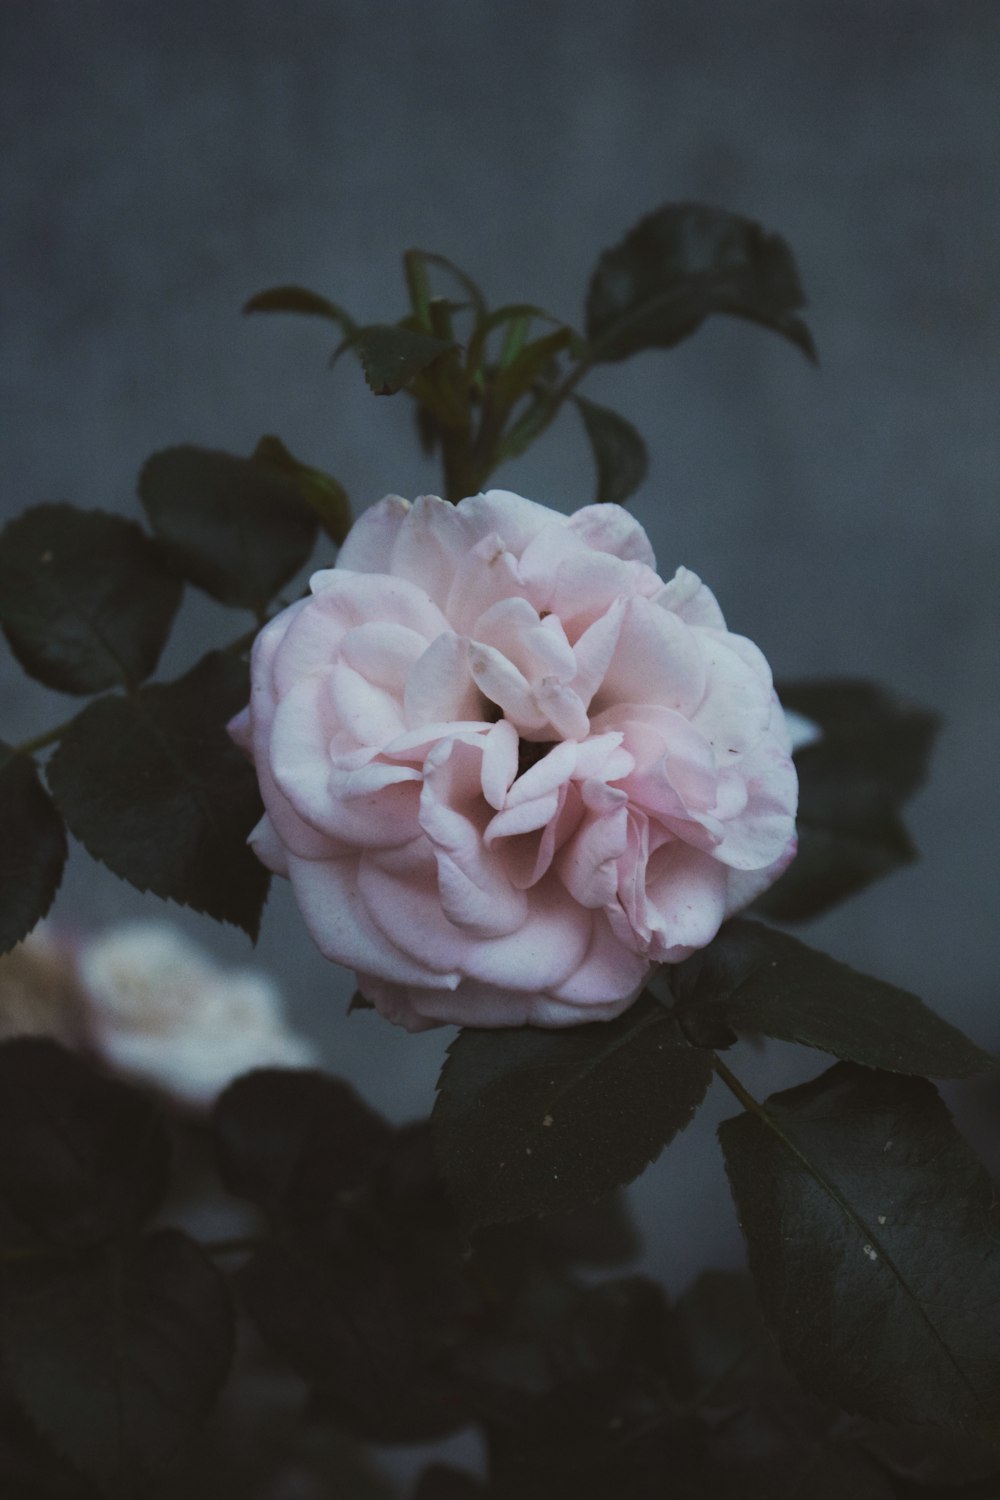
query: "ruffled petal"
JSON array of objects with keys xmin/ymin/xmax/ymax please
[
  {"xmin": 420, "ymin": 736, "xmax": 526, "ymax": 937},
  {"xmin": 656, "ymin": 566, "xmax": 727, "ymax": 629}
]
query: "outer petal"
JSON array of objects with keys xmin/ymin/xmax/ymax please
[
  {"xmin": 643, "ymin": 842, "xmax": 730, "ymax": 962},
  {"xmin": 546, "ymin": 912, "xmax": 650, "ymax": 1010},
  {"xmin": 288, "ymin": 852, "xmax": 460, "ymax": 986},
  {"xmin": 657, "ymin": 566, "xmax": 727, "ymax": 629},
  {"xmin": 336, "ymin": 494, "xmax": 410, "ymax": 572},
  {"xmin": 360, "ymin": 850, "xmax": 592, "ymax": 989},
  {"xmin": 458, "ymin": 489, "xmax": 561, "ymax": 553},
  {"xmin": 388, "ymin": 493, "xmax": 475, "ymax": 609},
  {"xmin": 566, "ymin": 504, "xmax": 657, "ymax": 566}
]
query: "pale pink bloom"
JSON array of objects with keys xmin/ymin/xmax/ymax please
[{"xmin": 230, "ymin": 492, "xmax": 800, "ymax": 1030}]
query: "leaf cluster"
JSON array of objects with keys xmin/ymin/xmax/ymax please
[
  {"xmin": 2, "ymin": 1034, "xmax": 998, "ymax": 1499},
  {"xmin": 245, "ymin": 202, "xmax": 817, "ymax": 504},
  {"xmin": 0, "ymin": 439, "xmax": 352, "ymax": 950}
]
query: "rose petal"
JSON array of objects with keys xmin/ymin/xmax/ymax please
[
  {"xmin": 336, "ymin": 493, "xmax": 410, "ymax": 572},
  {"xmin": 420, "ymin": 736, "xmax": 527, "ymax": 938},
  {"xmin": 590, "ymin": 597, "xmax": 706, "ymax": 719},
  {"xmin": 389, "ymin": 493, "xmax": 474, "ymax": 608},
  {"xmin": 690, "ymin": 632, "xmax": 772, "ymax": 755},
  {"xmin": 404, "ymin": 632, "xmax": 484, "ymax": 727},
  {"xmin": 288, "ymin": 852, "xmax": 459, "ymax": 985},
  {"xmin": 566, "ymin": 504, "xmax": 657, "ymax": 566},
  {"xmin": 657, "ymin": 566, "xmax": 727, "ymax": 628}
]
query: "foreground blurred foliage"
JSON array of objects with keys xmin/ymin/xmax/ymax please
[
  {"xmin": 1, "ymin": 1041, "xmax": 999, "ymax": 1498},
  {"xmin": 2, "ymin": 198, "xmax": 997, "ymax": 1494}
]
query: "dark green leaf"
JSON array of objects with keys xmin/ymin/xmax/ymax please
[
  {"xmin": 857, "ymin": 1420, "xmax": 1000, "ymax": 1490},
  {"xmin": 46, "ymin": 653, "xmax": 269, "ymax": 936},
  {"xmin": 240, "ymin": 1218, "xmax": 470, "ymax": 1442},
  {"xmin": 0, "ymin": 1038, "xmax": 170, "ymax": 1249},
  {"xmin": 760, "ymin": 680, "xmax": 941, "ymax": 921},
  {"xmin": 719, "ymin": 1062, "xmax": 1000, "ymax": 1431},
  {"xmin": 213, "ymin": 1068, "xmax": 392, "ymax": 1221},
  {"xmin": 0, "ymin": 747, "xmax": 67, "ymax": 956},
  {"xmin": 138, "ymin": 445, "xmax": 318, "ymax": 612},
  {"xmin": 495, "ymin": 393, "xmax": 557, "ymax": 464},
  {"xmin": 1, "ymin": 1230, "xmax": 234, "ymax": 1491},
  {"xmin": 243, "ymin": 284, "xmax": 356, "ymax": 333},
  {"xmin": 586, "ymin": 202, "xmax": 816, "ymax": 363},
  {"xmin": 0, "ymin": 505, "xmax": 182, "ymax": 694},
  {"xmin": 406, "ymin": 250, "xmax": 488, "ymax": 319},
  {"xmin": 433, "ymin": 994, "xmax": 713, "ymax": 1229},
  {"xmin": 350, "ymin": 325, "xmax": 460, "ymax": 396},
  {"xmin": 672, "ymin": 920, "xmax": 993, "ymax": 1077},
  {"xmin": 252, "ymin": 434, "xmax": 352, "ymax": 546},
  {"xmin": 573, "ymin": 395, "xmax": 649, "ymax": 505}
]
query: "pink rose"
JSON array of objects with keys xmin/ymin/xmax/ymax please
[{"xmin": 229, "ymin": 491, "xmax": 798, "ymax": 1030}]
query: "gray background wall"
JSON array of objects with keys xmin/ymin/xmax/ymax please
[{"xmin": 2, "ymin": 1, "xmax": 998, "ymax": 1293}]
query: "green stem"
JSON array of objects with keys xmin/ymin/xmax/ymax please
[
  {"xmin": 711, "ymin": 1053, "xmax": 763, "ymax": 1115},
  {"xmin": 403, "ymin": 249, "xmax": 432, "ymax": 330}
]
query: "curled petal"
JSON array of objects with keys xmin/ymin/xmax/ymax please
[
  {"xmin": 420, "ymin": 736, "xmax": 526, "ymax": 938},
  {"xmin": 404, "ymin": 632, "xmax": 484, "ymax": 727},
  {"xmin": 657, "ymin": 566, "xmax": 726, "ymax": 628}
]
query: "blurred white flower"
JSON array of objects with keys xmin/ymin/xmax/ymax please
[
  {"xmin": 0, "ymin": 923, "xmax": 85, "ymax": 1045},
  {"xmin": 77, "ymin": 920, "xmax": 317, "ymax": 1108}
]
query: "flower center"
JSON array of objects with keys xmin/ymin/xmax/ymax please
[{"xmin": 517, "ymin": 737, "xmax": 559, "ymax": 779}]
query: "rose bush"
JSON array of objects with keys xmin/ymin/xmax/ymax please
[{"xmin": 230, "ymin": 491, "xmax": 800, "ymax": 1029}]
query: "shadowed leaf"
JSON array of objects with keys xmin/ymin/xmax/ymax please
[
  {"xmin": 139, "ymin": 445, "xmax": 318, "ymax": 612},
  {"xmin": 0, "ymin": 1038, "xmax": 170, "ymax": 1249},
  {"xmin": 573, "ymin": 394, "xmax": 649, "ymax": 505},
  {"xmin": 252, "ymin": 435, "xmax": 352, "ymax": 546},
  {"xmin": 1, "ymin": 1231, "xmax": 233, "ymax": 1491},
  {"xmin": 214, "ymin": 1068, "xmax": 392, "ymax": 1221},
  {"xmin": 46, "ymin": 653, "xmax": 269, "ymax": 936},
  {"xmin": 0, "ymin": 505, "xmax": 181, "ymax": 694},
  {"xmin": 720, "ymin": 1063, "xmax": 1000, "ymax": 1433},
  {"xmin": 0, "ymin": 748, "xmax": 67, "ymax": 956},
  {"xmin": 586, "ymin": 202, "xmax": 815, "ymax": 363},
  {"xmin": 243, "ymin": 284, "xmax": 356, "ymax": 334},
  {"xmin": 433, "ymin": 995, "xmax": 713, "ymax": 1229},
  {"xmin": 672, "ymin": 920, "xmax": 993, "ymax": 1077},
  {"xmin": 760, "ymin": 679, "xmax": 940, "ymax": 920},
  {"xmin": 350, "ymin": 325, "xmax": 459, "ymax": 395}
]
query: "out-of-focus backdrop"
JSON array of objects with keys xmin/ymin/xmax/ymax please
[{"xmin": 2, "ymin": 0, "xmax": 998, "ymax": 1291}]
